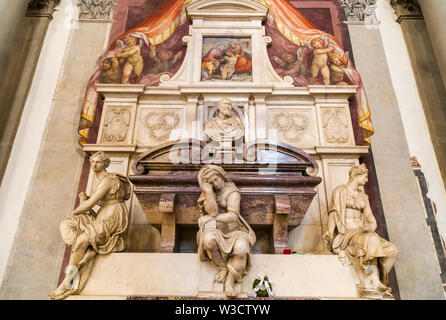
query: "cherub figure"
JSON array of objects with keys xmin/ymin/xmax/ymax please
[
  {"xmin": 100, "ymin": 57, "xmax": 121, "ymax": 84},
  {"xmin": 308, "ymin": 36, "xmax": 334, "ymax": 85},
  {"xmin": 115, "ymin": 36, "xmax": 144, "ymax": 84},
  {"xmin": 149, "ymin": 44, "xmax": 183, "ymax": 74},
  {"xmin": 220, "ymin": 51, "xmax": 238, "ymax": 80},
  {"xmin": 329, "ymin": 53, "xmax": 349, "ymax": 86},
  {"xmin": 273, "ymin": 48, "xmax": 304, "ymax": 76}
]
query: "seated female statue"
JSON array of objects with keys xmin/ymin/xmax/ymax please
[
  {"xmin": 197, "ymin": 165, "xmax": 256, "ymax": 298},
  {"xmin": 323, "ymin": 164, "xmax": 398, "ymax": 296},
  {"xmin": 50, "ymin": 151, "xmax": 131, "ymax": 300}
]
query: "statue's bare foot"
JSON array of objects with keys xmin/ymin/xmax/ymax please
[
  {"xmin": 49, "ymin": 282, "xmax": 70, "ymax": 300},
  {"xmin": 214, "ymin": 268, "xmax": 228, "ymax": 283},
  {"xmin": 225, "ymin": 287, "xmax": 237, "ymax": 298},
  {"xmin": 224, "ymin": 273, "xmax": 237, "ymax": 298},
  {"xmin": 377, "ymin": 281, "xmax": 391, "ymax": 292}
]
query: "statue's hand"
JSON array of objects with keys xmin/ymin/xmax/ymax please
[
  {"xmin": 202, "ymin": 182, "xmax": 213, "ymax": 194},
  {"xmin": 79, "ymin": 192, "xmax": 88, "ymax": 202}
]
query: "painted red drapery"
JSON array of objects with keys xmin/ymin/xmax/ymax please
[{"xmin": 110, "ymin": 0, "xmax": 185, "ymax": 48}]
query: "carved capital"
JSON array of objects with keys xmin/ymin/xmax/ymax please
[
  {"xmin": 390, "ymin": 0, "xmax": 423, "ymax": 23},
  {"xmin": 77, "ymin": 0, "xmax": 117, "ymax": 20},
  {"xmin": 339, "ymin": 0, "xmax": 379, "ymax": 24},
  {"xmin": 26, "ymin": 0, "xmax": 61, "ymax": 19}
]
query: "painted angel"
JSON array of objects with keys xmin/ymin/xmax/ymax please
[
  {"xmin": 329, "ymin": 52, "xmax": 350, "ymax": 85},
  {"xmin": 115, "ymin": 36, "xmax": 144, "ymax": 84},
  {"xmin": 273, "ymin": 47, "xmax": 304, "ymax": 76}
]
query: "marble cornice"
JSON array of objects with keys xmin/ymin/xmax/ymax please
[
  {"xmin": 390, "ymin": 0, "xmax": 423, "ymax": 23},
  {"xmin": 26, "ymin": 0, "xmax": 61, "ymax": 20}
]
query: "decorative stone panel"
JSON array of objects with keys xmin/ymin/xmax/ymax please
[
  {"xmin": 267, "ymin": 108, "xmax": 317, "ymax": 148},
  {"xmin": 322, "ymin": 108, "xmax": 350, "ymax": 145},
  {"xmin": 136, "ymin": 108, "xmax": 184, "ymax": 146},
  {"xmin": 101, "ymin": 107, "xmax": 131, "ymax": 144}
]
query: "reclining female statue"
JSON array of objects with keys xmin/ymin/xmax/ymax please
[
  {"xmin": 50, "ymin": 151, "xmax": 131, "ymax": 300},
  {"xmin": 196, "ymin": 165, "xmax": 256, "ymax": 298},
  {"xmin": 323, "ymin": 164, "xmax": 398, "ymax": 298}
]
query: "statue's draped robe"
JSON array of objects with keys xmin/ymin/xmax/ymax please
[
  {"xmin": 197, "ymin": 183, "xmax": 256, "ymax": 281},
  {"xmin": 325, "ymin": 185, "xmax": 398, "ymax": 284},
  {"xmin": 58, "ymin": 173, "xmax": 130, "ymax": 298}
]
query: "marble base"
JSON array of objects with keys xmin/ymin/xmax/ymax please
[{"xmin": 73, "ymin": 253, "xmax": 362, "ymax": 299}]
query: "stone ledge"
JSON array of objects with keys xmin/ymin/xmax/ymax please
[{"xmin": 75, "ymin": 253, "xmax": 361, "ymax": 299}]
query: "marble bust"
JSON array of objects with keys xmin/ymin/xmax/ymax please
[{"xmin": 204, "ymin": 98, "xmax": 245, "ymax": 142}]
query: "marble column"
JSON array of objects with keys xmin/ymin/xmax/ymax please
[
  {"xmin": 0, "ymin": 0, "xmax": 30, "ymax": 183},
  {"xmin": 390, "ymin": 0, "xmax": 446, "ymax": 190},
  {"xmin": 416, "ymin": 0, "xmax": 446, "ymax": 91},
  {"xmin": 0, "ymin": 0, "xmax": 61, "ymax": 185},
  {"xmin": 342, "ymin": 2, "xmax": 445, "ymax": 299},
  {"xmin": 0, "ymin": 0, "xmax": 117, "ymax": 299}
]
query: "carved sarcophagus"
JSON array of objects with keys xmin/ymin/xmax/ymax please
[{"xmin": 130, "ymin": 139, "xmax": 321, "ymax": 253}]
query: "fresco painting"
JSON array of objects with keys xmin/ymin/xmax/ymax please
[
  {"xmin": 201, "ymin": 38, "xmax": 252, "ymax": 82},
  {"xmin": 78, "ymin": 0, "xmax": 373, "ymax": 146}
]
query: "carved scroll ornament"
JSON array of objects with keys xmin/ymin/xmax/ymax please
[
  {"xmin": 144, "ymin": 111, "xmax": 180, "ymax": 142},
  {"xmin": 27, "ymin": 0, "xmax": 61, "ymax": 18},
  {"xmin": 78, "ymin": 0, "xmax": 117, "ymax": 20},
  {"xmin": 340, "ymin": 0, "xmax": 378, "ymax": 23},
  {"xmin": 390, "ymin": 0, "xmax": 423, "ymax": 22}
]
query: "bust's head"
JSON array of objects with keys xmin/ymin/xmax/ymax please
[{"xmin": 217, "ymin": 99, "xmax": 233, "ymax": 118}]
